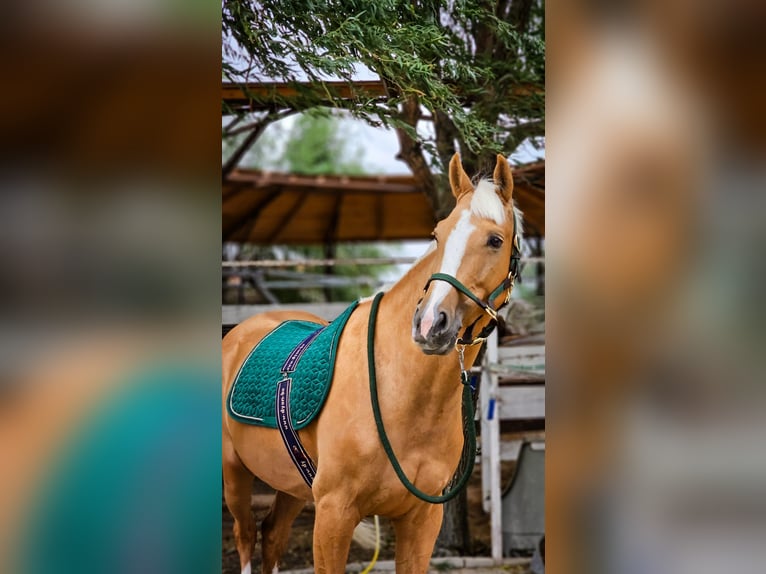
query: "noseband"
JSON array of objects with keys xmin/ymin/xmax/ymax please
[{"xmin": 421, "ymin": 212, "xmax": 521, "ymax": 346}]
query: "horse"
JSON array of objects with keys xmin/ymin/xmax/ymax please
[{"xmin": 222, "ymin": 153, "xmax": 522, "ymax": 574}]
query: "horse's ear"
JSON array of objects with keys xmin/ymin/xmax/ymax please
[
  {"xmin": 493, "ymin": 154, "xmax": 514, "ymax": 203},
  {"xmin": 449, "ymin": 153, "xmax": 473, "ymax": 200}
]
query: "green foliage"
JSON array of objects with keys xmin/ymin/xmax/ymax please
[
  {"xmin": 223, "ymin": 0, "xmax": 544, "ymax": 179},
  {"xmin": 222, "ymin": 1, "xmax": 546, "ymax": 303},
  {"xmin": 283, "ymin": 112, "xmax": 366, "ymax": 175},
  {"xmin": 228, "ymin": 109, "xmax": 367, "ymax": 174}
]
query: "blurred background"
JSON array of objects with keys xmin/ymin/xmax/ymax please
[
  {"xmin": 546, "ymin": 0, "xmax": 766, "ymax": 573},
  {"xmin": 2, "ymin": 0, "xmax": 765, "ymax": 572},
  {"xmin": 0, "ymin": 1, "xmax": 222, "ymax": 573}
]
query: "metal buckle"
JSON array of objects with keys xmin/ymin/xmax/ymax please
[{"xmin": 456, "ymin": 344, "xmax": 466, "ymax": 371}]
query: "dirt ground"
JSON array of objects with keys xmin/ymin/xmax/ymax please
[{"xmin": 222, "ymin": 460, "xmax": 519, "ymax": 573}]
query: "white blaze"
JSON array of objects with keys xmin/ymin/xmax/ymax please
[{"xmin": 419, "ymin": 209, "xmax": 475, "ymax": 338}]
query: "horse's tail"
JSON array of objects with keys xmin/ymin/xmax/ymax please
[
  {"xmin": 354, "ymin": 515, "xmax": 381, "ymax": 574},
  {"xmin": 352, "ymin": 516, "xmax": 380, "ymax": 550}
]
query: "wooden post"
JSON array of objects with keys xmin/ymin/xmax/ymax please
[
  {"xmin": 535, "ymin": 236, "xmax": 545, "ymax": 297},
  {"xmin": 481, "ymin": 351, "xmax": 492, "ymax": 514},
  {"xmin": 486, "ymin": 330, "xmax": 503, "ymax": 560}
]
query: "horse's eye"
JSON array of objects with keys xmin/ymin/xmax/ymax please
[{"xmin": 487, "ymin": 235, "xmax": 503, "ymax": 249}]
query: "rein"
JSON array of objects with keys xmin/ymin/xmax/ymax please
[
  {"xmin": 367, "ymin": 291, "xmax": 476, "ymax": 504},
  {"xmin": 366, "ymin": 211, "xmax": 521, "ymax": 504}
]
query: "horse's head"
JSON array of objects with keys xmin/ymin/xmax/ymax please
[{"xmin": 412, "ymin": 153, "xmax": 521, "ymax": 355}]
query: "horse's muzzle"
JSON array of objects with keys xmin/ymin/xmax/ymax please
[{"xmin": 411, "ymin": 306, "xmax": 460, "ymax": 355}]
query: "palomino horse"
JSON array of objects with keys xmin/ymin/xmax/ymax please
[{"xmin": 223, "ymin": 153, "xmax": 521, "ymax": 573}]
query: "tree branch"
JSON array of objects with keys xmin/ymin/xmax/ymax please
[
  {"xmin": 502, "ymin": 118, "xmax": 545, "ymax": 151},
  {"xmin": 394, "ymin": 95, "xmax": 454, "ymax": 219},
  {"xmin": 434, "ymin": 109, "xmax": 460, "ymax": 171},
  {"xmin": 509, "ymin": 0, "xmax": 534, "ymax": 33},
  {"xmin": 223, "ymin": 109, "xmax": 298, "ymax": 138},
  {"xmin": 222, "ymin": 123, "xmax": 267, "ymax": 180},
  {"xmin": 222, "ymin": 109, "xmax": 299, "ymax": 178}
]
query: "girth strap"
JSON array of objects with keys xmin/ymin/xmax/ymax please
[
  {"xmin": 276, "ymin": 378, "xmax": 317, "ymax": 487},
  {"xmin": 276, "ymin": 328, "xmax": 322, "ymax": 488}
]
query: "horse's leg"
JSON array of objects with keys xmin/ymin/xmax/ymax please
[
  {"xmin": 223, "ymin": 433, "xmax": 257, "ymax": 574},
  {"xmin": 392, "ymin": 503, "xmax": 444, "ymax": 574},
  {"xmin": 312, "ymin": 494, "xmax": 359, "ymax": 573},
  {"xmin": 260, "ymin": 491, "xmax": 305, "ymax": 573}
]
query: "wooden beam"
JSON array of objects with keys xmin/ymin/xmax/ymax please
[
  {"xmin": 222, "ymin": 120, "xmax": 266, "ymax": 178},
  {"xmin": 222, "ymin": 256, "xmax": 546, "ymax": 268},
  {"xmin": 325, "ymin": 192, "xmax": 345, "ymax": 244},
  {"xmin": 223, "ymin": 188, "xmax": 281, "ymax": 241},
  {"xmin": 226, "ymin": 170, "xmax": 420, "ymax": 194},
  {"xmin": 266, "ymin": 191, "xmax": 309, "ymax": 244},
  {"xmin": 223, "ymin": 81, "xmax": 389, "ymax": 110},
  {"xmin": 226, "ymin": 167, "xmax": 542, "ymax": 195},
  {"xmin": 375, "ymin": 193, "xmax": 384, "ymax": 240},
  {"xmin": 223, "ymin": 81, "xmax": 543, "ymax": 111}
]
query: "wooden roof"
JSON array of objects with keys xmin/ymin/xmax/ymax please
[
  {"xmin": 223, "ymin": 162, "xmax": 544, "ymax": 244},
  {"xmin": 223, "ymin": 80, "xmax": 542, "ymax": 114}
]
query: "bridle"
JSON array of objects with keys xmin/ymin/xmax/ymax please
[{"xmin": 421, "ymin": 210, "xmax": 522, "ymax": 347}]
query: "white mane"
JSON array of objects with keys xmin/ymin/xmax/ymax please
[
  {"xmin": 513, "ymin": 205, "xmax": 525, "ymax": 242},
  {"xmin": 470, "ymin": 179, "xmax": 506, "ymax": 225},
  {"xmin": 470, "ymin": 179, "xmax": 525, "ymax": 244}
]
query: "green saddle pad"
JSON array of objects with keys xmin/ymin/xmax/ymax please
[{"xmin": 227, "ymin": 302, "xmax": 358, "ymax": 429}]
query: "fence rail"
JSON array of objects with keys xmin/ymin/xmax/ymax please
[{"xmin": 223, "ymin": 256, "xmax": 545, "ymax": 269}]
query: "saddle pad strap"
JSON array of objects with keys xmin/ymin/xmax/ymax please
[
  {"xmin": 281, "ymin": 328, "xmax": 323, "ymax": 373},
  {"xmin": 276, "ymin": 378, "xmax": 317, "ymax": 488}
]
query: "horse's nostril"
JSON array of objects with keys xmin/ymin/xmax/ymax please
[{"xmin": 434, "ymin": 311, "xmax": 448, "ymax": 334}]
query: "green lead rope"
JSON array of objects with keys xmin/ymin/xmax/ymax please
[{"xmin": 367, "ymin": 291, "xmax": 477, "ymax": 504}]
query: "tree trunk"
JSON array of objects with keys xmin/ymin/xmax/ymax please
[
  {"xmin": 394, "ymin": 95, "xmax": 473, "ymax": 558},
  {"xmin": 392, "ymin": 95, "xmax": 455, "ymax": 220}
]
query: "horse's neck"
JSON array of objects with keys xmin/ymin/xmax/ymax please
[{"xmin": 373, "ymin": 256, "xmax": 482, "ymax": 415}]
